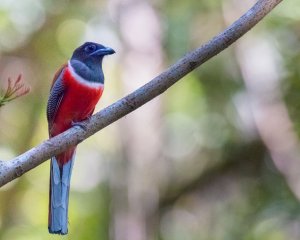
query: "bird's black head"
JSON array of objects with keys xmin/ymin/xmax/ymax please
[
  {"xmin": 71, "ymin": 42, "xmax": 115, "ymax": 63},
  {"xmin": 70, "ymin": 42, "xmax": 115, "ymax": 84}
]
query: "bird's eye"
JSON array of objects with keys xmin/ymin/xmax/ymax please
[{"xmin": 84, "ymin": 44, "xmax": 97, "ymax": 53}]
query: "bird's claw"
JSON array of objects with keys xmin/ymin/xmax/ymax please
[{"xmin": 71, "ymin": 121, "xmax": 87, "ymax": 131}]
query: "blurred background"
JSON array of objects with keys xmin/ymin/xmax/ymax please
[{"xmin": 0, "ymin": 0, "xmax": 299, "ymax": 239}]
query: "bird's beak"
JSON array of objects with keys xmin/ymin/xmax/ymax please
[{"xmin": 90, "ymin": 47, "xmax": 115, "ymax": 56}]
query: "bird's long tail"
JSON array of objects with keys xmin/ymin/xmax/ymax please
[{"xmin": 48, "ymin": 149, "xmax": 75, "ymax": 235}]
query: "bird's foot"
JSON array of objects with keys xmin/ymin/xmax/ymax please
[{"xmin": 71, "ymin": 121, "xmax": 87, "ymax": 131}]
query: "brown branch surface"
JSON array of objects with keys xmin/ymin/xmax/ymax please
[{"xmin": 0, "ymin": 0, "xmax": 283, "ymax": 187}]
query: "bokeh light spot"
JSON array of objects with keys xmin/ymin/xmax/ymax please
[{"xmin": 56, "ymin": 19, "xmax": 86, "ymax": 57}]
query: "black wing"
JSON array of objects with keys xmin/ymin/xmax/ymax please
[{"xmin": 47, "ymin": 70, "xmax": 66, "ymax": 134}]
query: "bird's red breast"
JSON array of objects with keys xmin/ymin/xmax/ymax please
[
  {"xmin": 50, "ymin": 62, "xmax": 104, "ymax": 165},
  {"xmin": 50, "ymin": 62, "xmax": 104, "ymax": 136}
]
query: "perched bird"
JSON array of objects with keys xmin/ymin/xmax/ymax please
[{"xmin": 47, "ymin": 42, "xmax": 115, "ymax": 234}]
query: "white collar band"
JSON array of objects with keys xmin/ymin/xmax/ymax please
[{"xmin": 68, "ymin": 61, "xmax": 104, "ymax": 89}]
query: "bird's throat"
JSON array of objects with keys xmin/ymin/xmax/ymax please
[{"xmin": 68, "ymin": 61, "xmax": 104, "ymax": 88}]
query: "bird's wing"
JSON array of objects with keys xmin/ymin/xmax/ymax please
[
  {"xmin": 50, "ymin": 63, "xmax": 67, "ymax": 89},
  {"xmin": 47, "ymin": 65, "xmax": 67, "ymax": 134}
]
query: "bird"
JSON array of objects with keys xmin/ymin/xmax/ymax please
[{"xmin": 46, "ymin": 42, "xmax": 115, "ymax": 235}]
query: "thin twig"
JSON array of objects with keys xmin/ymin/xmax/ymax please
[{"xmin": 0, "ymin": 75, "xmax": 30, "ymax": 107}]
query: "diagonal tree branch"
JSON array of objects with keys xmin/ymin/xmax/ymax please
[{"xmin": 0, "ymin": 0, "xmax": 283, "ymax": 187}]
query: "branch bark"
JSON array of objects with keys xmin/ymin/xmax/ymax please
[{"xmin": 0, "ymin": 0, "xmax": 283, "ymax": 187}]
